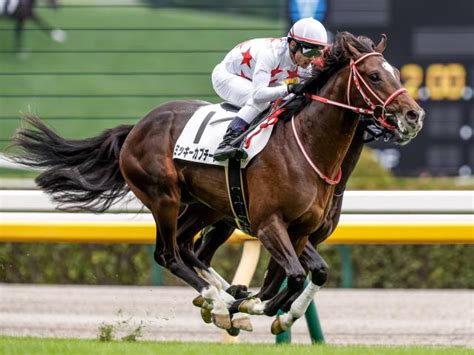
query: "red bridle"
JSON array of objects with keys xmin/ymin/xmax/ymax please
[
  {"xmin": 308, "ymin": 52, "xmax": 408, "ymax": 131},
  {"xmin": 246, "ymin": 52, "xmax": 408, "ymax": 186},
  {"xmin": 293, "ymin": 52, "xmax": 407, "ymax": 185}
]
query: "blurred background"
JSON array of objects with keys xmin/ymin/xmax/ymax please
[{"xmin": 0, "ymin": 0, "xmax": 472, "ymax": 289}]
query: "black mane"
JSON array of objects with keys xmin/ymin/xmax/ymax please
[
  {"xmin": 307, "ymin": 32, "xmax": 375, "ymax": 93},
  {"xmin": 280, "ymin": 32, "xmax": 375, "ymax": 121}
]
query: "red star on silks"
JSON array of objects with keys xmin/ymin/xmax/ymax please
[
  {"xmin": 270, "ymin": 65, "xmax": 283, "ymax": 78},
  {"xmin": 270, "ymin": 78, "xmax": 278, "ymax": 84},
  {"xmin": 287, "ymin": 68, "xmax": 298, "ymax": 79},
  {"xmin": 240, "ymin": 48, "xmax": 253, "ymax": 68},
  {"xmin": 240, "ymin": 70, "xmax": 248, "ymax": 80}
]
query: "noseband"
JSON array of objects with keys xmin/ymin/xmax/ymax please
[{"xmin": 307, "ymin": 52, "xmax": 407, "ymax": 131}]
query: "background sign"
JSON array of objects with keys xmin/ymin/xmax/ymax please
[{"xmin": 288, "ymin": 0, "xmax": 327, "ymax": 22}]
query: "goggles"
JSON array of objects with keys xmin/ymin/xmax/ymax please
[{"xmin": 300, "ymin": 44, "xmax": 324, "ymax": 58}]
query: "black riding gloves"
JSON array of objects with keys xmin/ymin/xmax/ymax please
[{"xmin": 287, "ymin": 83, "xmax": 305, "ymax": 95}]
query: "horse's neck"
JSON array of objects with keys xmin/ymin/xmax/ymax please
[
  {"xmin": 334, "ymin": 122, "xmax": 365, "ymax": 194},
  {"xmin": 297, "ymin": 73, "xmax": 360, "ymax": 181}
]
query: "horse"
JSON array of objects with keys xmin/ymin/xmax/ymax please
[
  {"xmin": 12, "ymin": 31, "xmax": 424, "ymax": 334},
  {"xmin": 191, "ymin": 35, "xmax": 396, "ymax": 323},
  {"xmin": 0, "ymin": 0, "xmax": 65, "ymax": 51}
]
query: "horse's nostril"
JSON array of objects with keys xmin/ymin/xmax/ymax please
[{"xmin": 406, "ymin": 110, "xmax": 419, "ymax": 122}]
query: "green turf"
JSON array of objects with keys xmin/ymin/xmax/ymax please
[
  {"xmin": 0, "ymin": 6, "xmax": 285, "ymax": 147},
  {"xmin": 0, "ymin": 337, "xmax": 470, "ymax": 355}
]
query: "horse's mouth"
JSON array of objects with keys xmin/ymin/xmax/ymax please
[{"xmin": 393, "ymin": 114, "xmax": 422, "ymax": 145}]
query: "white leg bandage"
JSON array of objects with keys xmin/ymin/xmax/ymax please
[
  {"xmin": 279, "ymin": 282, "xmax": 321, "ymax": 329},
  {"xmin": 201, "ymin": 285, "xmax": 228, "ymax": 315},
  {"xmin": 209, "ymin": 267, "xmax": 231, "ymax": 290}
]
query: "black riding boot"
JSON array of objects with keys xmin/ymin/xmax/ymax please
[{"xmin": 214, "ymin": 118, "xmax": 249, "ymax": 161}]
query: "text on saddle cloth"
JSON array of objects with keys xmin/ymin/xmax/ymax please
[{"xmin": 173, "ymin": 103, "xmax": 277, "ymax": 168}]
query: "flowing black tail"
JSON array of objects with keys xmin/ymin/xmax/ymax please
[{"xmin": 12, "ymin": 115, "xmax": 134, "ymax": 212}]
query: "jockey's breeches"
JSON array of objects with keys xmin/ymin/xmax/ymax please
[{"xmin": 212, "ymin": 63, "xmax": 270, "ymax": 124}]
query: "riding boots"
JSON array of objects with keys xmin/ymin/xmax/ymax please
[{"xmin": 213, "ymin": 117, "xmax": 249, "ymax": 161}]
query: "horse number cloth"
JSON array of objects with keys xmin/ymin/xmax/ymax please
[{"xmin": 173, "ymin": 103, "xmax": 275, "ymax": 167}]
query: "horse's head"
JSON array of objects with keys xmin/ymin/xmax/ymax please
[{"xmin": 337, "ymin": 32, "xmax": 424, "ymax": 144}]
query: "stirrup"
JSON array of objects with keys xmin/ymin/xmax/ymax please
[{"xmin": 214, "ymin": 146, "xmax": 248, "ymax": 161}]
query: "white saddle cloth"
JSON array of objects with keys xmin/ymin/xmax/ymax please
[{"xmin": 173, "ymin": 103, "xmax": 275, "ymax": 168}]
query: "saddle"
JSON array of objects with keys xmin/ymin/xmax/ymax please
[{"xmin": 173, "ymin": 96, "xmax": 303, "ymax": 234}]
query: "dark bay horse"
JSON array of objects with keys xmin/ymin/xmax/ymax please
[
  {"xmin": 192, "ymin": 35, "xmax": 397, "ymax": 327},
  {"xmin": 0, "ymin": 0, "xmax": 63, "ymax": 50},
  {"xmin": 12, "ymin": 32, "xmax": 424, "ymax": 333}
]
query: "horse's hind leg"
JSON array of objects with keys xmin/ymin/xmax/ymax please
[
  {"xmin": 121, "ymin": 157, "xmax": 231, "ymax": 329},
  {"xmin": 174, "ymin": 206, "xmax": 253, "ymax": 332},
  {"xmin": 174, "ymin": 204, "xmax": 226, "ymax": 290},
  {"xmin": 194, "ymin": 221, "xmax": 250, "ymax": 299},
  {"xmin": 194, "ymin": 221, "xmax": 235, "ymax": 267}
]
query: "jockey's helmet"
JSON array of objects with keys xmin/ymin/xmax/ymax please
[{"xmin": 287, "ymin": 17, "xmax": 328, "ymax": 57}]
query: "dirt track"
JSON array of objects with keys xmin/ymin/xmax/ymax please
[{"xmin": 0, "ymin": 284, "xmax": 472, "ymax": 346}]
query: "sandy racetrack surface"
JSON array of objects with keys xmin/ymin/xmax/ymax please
[{"xmin": 0, "ymin": 284, "xmax": 472, "ymax": 346}]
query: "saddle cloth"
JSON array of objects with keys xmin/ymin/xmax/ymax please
[
  {"xmin": 173, "ymin": 103, "xmax": 275, "ymax": 168},
  {"xmin": 0, "ymin": 0, "xmax": 19, "ymax": 15}
]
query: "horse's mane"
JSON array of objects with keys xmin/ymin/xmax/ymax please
[
  {"xmin": 308, "ymin": 32, "xmax": 375, "ymax": 92},
  {"xmin": 280, "ymin": 32, "xmax": 375, "ymax": 120}
]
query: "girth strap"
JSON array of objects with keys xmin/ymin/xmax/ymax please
[{"xmin": 224, "ymin": 159, "xmax": 253, "ymax": 235}]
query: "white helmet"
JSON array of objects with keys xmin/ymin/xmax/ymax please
[{"xmin": 288, "ymin": 17, "xmax": 328, "ymax": 47}]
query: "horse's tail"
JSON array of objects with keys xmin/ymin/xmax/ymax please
[{"xmin": 12, "ymin": 115, "xmax": 134, "ymax": 212}]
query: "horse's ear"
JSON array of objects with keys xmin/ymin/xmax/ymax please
[
  {"xmin": 375, "ymin": 34, "xmax": 387, "ymax": 53},
  {"xmin": 345, "ymin": 41, "xmax": 361, "ymax": 58}
]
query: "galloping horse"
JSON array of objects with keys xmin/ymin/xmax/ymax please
[
  {"xmin": 0, "ymin": 0, "xmax": 63, "ymax": 50},
  {"xmin": 13, "ymin": 32, "xmax": 424, "ymax": 334},
  {"xmin": 192, "ymin": 35, "xmax": 400, "ymax": 323}
]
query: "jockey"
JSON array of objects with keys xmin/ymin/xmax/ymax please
[{"xmin": 212, "ymin": 17, "xmax": 328, "ymax": 161}]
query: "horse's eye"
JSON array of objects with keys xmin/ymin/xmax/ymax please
[{"xmin": 368, "ymin": 73, "xmax": 381, "ymax": 82}]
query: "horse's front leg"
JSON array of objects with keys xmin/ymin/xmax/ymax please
[
  {"xmin": 254, "ymin": 256, "xmax": 287, "ymax": 302},
  {"xmin": 270, "ymin": 243, "xmax": 328, "ymax": 334},
  {"xmin": 235, "ymin": 214, "xmax": 306, "ymax": 316}
]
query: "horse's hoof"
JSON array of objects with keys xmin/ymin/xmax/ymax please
[
  {"xmin": 192, "ymin": 295, "xmax": 205, "ymax": 308},
  {"xmin": 270, "ymin": 317, "xmax": 287, "ymax": 335},
  {"xmin": 211, "ymin": 312, "xmax": 232, "ymax": 330},
  {"xmin": 232, "ymin": 315, "xmax": 253, "ymax": 332},
  {"xmin": 226, "ymin": 285, "xmax": 250, "ymax": 299},
  {"xmin": 200, "ymin": 308, "xmax": 212, "ymax": 324},
  {"xmin": 226, "ymin": 326, "xmax": 240, "ymax": 337},
  {"xmin": 237, "ymin": 299, "xmax": 252, "ymax": 313},
  {"xmin": 238, "ymin": 298, "xmax": 264, "ymax": 315}
]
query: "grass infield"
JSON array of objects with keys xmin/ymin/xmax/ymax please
[{"xmin": 0, "ymin": 337, "xmax": 471, "ymax": 355}]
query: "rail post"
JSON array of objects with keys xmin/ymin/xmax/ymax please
[
  {"xmin": 147, "ymin": 245, "xmax": 163, "ymax": 286},
  {"xmin": 337, "ymin": 244, "xmax": 353, "ymax": 288}
]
